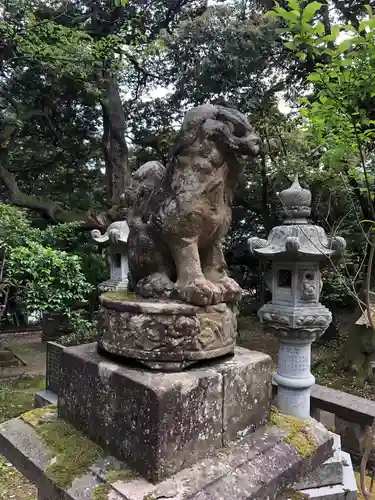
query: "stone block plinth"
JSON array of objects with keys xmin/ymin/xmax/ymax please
[{"xmin": 58, "ymin": 344, "xmax": 271, "ymax": 482}]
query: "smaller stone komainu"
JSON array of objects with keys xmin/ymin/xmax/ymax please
[{"xmin": 122, "ymin": 103, "xmax": 260, "ymax": 307}]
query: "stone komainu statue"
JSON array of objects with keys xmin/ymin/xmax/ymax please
[{"xmin": 122, "ymin": 104, "xmax": 260, "ymax": 306}]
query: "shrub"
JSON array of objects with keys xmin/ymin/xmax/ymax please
[{"xmin": 6, "ymin": 242, "xmax": 92, "ymax": 319}]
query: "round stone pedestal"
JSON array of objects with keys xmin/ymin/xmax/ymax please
[{"xmin": 97, "ymin": 292, "xmax": 238, "ymax": 371}]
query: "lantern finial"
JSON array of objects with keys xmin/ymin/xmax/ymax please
[{"xmin": 279, "ymin": 175, "xmax": 312, "ymax": 221}]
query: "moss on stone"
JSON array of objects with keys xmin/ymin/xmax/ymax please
[
  {"xmin": 39, "ymin": 419, "xmax": 103, "ymax": 488},
  {"xmin": 21, "ymin": 404, "xmax": 57, "ymax": 427},
  {"xmin": 269, "ymin": 407, "xmax": 317, "ymax": 457},
  {"xmin": 92, "ymin": 465, "xmax": 137, "ymax": 499},
  {"xmin": 22, "ymin": 406, "xmax": 137, "ymax": 495},
  {"xmin": 279, "ymin": 488, "xmax": 309, "ymax": 499},
  {"xmin": 102, "ymin": 290, "xmax": 137, "ymax": 301},
  {"xmin": 92, "ymin": 483, "xmax": 111, "ymax": 500},
  {"xmin": 106, "ymin": 467, "xmax": 135, "ymax": 482},
  {"xmin": 22, "ymin": 406, "xmax": 103, "ymax": 489}
]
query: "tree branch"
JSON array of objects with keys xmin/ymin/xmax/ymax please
[{"xmin": 0, "ymin": 162, "xmax": 116, "ymax": 229}]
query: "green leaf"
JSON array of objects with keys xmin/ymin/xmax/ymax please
[
  {"xmin": 302, "ymin": 1, "xmax": 322, "ymax": 22},
  {"xmin": 275, "ymin": 8, "xmax": 300, "ymax": 23},
  {"xmin": 359, "ymin": 20, "xmax": 369, "ymax": 32},
  {"xmin": 315, "ymin": 21, "xmax": 325, "ymax": 36},
  {"xmin": 284, "ymin": 41, "xmax": 296, "ymax": 50},
  {"xmin": 264, "ymin": 11, "xmax": 279, "ymax": 20},
  {"xmin": 365, "ymin": 4, "xmax": 373, "ymax": 16},
  {"xmin": 306, "ymin": 72, "xmax": 322, "ymax": 82},
  {"xmin": 338, "ymin": 38, "xmax": 354, "ymax": 52},
  {"xmin": 288, "ymin": 0, "xmax": 300, "ymax": 11}
]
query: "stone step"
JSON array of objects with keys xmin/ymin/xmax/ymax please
[
  {"xmin": 279, "ymin": 434, "xmax": 358, "ymax": 500},
  {"xmin": 34, "ymin": 389, "xmax": 58, "ymax": 408},
  {"xmin": 298, "ymin": 449, "xmax": 357, "ymax": 500},
  {"xmin": 0, "ymin": 406, "xmax": 334, "ymax": 500}
]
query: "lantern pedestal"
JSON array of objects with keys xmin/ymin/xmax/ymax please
[{"xmin": 274, "ymin": 338, "xmax": 316, "ymax": 419}]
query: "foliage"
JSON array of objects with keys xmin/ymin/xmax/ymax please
[
  {"xmin": 0, "ymin": 0, "xmax": 206, "ymax": 226},
  {"xmin": 58, "ymin": 312, "xmax": 98, "ymax": 347},
  {"xmin": 269, "ymin": 0, "xmax": 375, "ymax": 196},
  {"xmin": 6, "ymin": 242, "xmax": 92, "ymax": 317},
  {"xmin": 269, "ymin": 0, "xmax": 375, "ymax": 374},
  {"xmin": 0, "ymin": 203, "xmax": 101, "ymax": 325}
]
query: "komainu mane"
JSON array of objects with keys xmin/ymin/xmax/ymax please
[{"xmin": 123, "ymin": 103, "xmax": 260, "ymax": 306}]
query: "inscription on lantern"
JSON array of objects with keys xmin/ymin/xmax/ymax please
[
  {"xmin": 278, "ymin": 344, "xmax": 310, "ymax": 378},
  {"xmin": 278, "ymin": 388, "xmax": 310, "ymax": 418}
]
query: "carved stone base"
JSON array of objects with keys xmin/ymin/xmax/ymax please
[{"xmin": 97, "ymin": 293, "xmax": 237, "ymax": 371}]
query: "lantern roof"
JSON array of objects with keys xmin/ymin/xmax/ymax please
[
  {"xmin": 91, "ymin": 220, "xmax": 129, "ymax": 246},
  {"xmin": 248, "ymin": 176, "xmax": 346, "ymax": 261}
]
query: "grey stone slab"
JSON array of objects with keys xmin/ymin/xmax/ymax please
[
  {"xmin": 190, "ymin": 442, "xmax": 301, "ymax": 500},
  {"xmin": 294, "ymin": 446, "xmax": 344, "ymax": 490},
  {"xmin": 35, "ymin": 390, "xmax": 58, "ymax": 408},
  {"xmin": 67, "ymin": 472, "xmax": 102, "ymax": 500},
  {"xmin": 294, "ymin": 462, "xmax": 343, "ymax": 490},
  {"xmin": 298, "ymin": 450, "xmax": 357, "ymax": 500},
  {"xmin": 0, "ymin": 418, "xmax": 53, "ymax": 484},
  {"xmin": 0, "ymin": 411, "xmax": 334, "ymax": 500},
  {"xmin": 110, "ymin": 420, "xmax": 333, "ymax": 500},
  {"xmin": 58, "ymin": 343, "xmax": 272, "ymax": 482},
  {"xmin": 111, "ymin": 426, "xmax": 286, "ymax": 500}
]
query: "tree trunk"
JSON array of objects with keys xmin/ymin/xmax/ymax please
[
  {"xmin": 96, "ymin": 70, "xmax": 130, "ymax": 206},
  {"xmin": 339, "ymin": 289, "xmax": 375, "ymax": 384}
]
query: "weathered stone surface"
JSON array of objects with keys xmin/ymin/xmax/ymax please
[
  {"xmin": 296, "ymin": 449, "xmax": 357, "ymax": 500},
  {"xmin": 98, "ymin": 298, "xmax": 238, "ymax": 370},
  {"xmin": 0, "ymin": 411, "xmax": 336, "ymax": 500},
  {"xmin": 35, "ymin": 390, "xmax": 58, "ymax": 409},
  {"xmin": 121, "ymin": 104, "xmax": 260, "ymax": 307},
  {"xmin": 0, "ymin": 418, "xmax": 53, "ymax": 484},
  {"xmin": 294, "ymin": 461, "xmax": 343, "ymax": 490},
  {"xmin": 218, "ymin": 349, "xmax": 271, "ymax": 444},
  {"xmin": 58, "ymin": 343, "xmax": 271, "ymax": 482}
]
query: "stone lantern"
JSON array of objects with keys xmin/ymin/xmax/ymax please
[
  {"xmin": 91, "ymin": 220, "xmax": 130, "ymax": 292},
  {"xmin": 248, "ymin": 176, "xmax": 346, "ymax": 419}
]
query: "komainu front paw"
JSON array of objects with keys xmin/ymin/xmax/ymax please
[
  {"xmin": 217, "ymin": 276, "xmax": 243, "ymax": 303},
  {"xmin": 177, "ymin": 277, "xmax": 223, "ymax": 306},
  {"xmin": 137, "ymin": 273, "xmax": 175, "ymax": 299}
]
